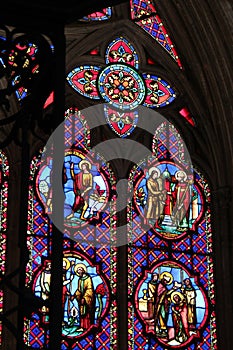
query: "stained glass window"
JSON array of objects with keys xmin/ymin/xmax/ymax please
[
  {"xmin": 25, "ymin": 101, "xmax": 217, "ymax": 348},
  {"xmin": 22, "ymin": 2, "xmax": 217, "ymax": 348},
  {"xmin": 0, "ymin": 31, "xmax": 53, "ymax": 105},
  {"xmin": 67, "ymin": 36, "xmax": 177, "ymax": 111},
  {"xmin": 9, "ymin": 41, "xmax": 40, "ymax": 101},
  {"xmin": 0, "ymin": 151, "xmax": 9, "ymax": 344},
  {"xmin": 130, "ymin": 0, "xmax": 182, "ymax": 68},
  {"xmin": 179, "ymin": 107, "xmax": 195, "ymax": 127},
  {"xmin": 127, "ymin": 121, "xmax": 217, "ymax": 349},
  {"xmin": 80, "ymin": 8, "xmax": 112, "ymax": 21},
  {"xmin": 24, "ymin": 109, "xmax": 118, "ymax": 349}
]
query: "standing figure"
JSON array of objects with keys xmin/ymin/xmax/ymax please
[
  {"xmin": 62, "ymin": 258, "xmax": 74, "ymax": 315},
  {"xmin": 171, "ymin": 291, "xmax": 190, "ymax": 343},
  {"xmin": 145, "ymin": 167, "xmax": 165, "ymax": 224},
  {"xmin": 39, "ymin": 180, "xmax": 52, "ymax": 214},
  {"xmin": 183, "ymin": 278, "xmax": 197, "ymax": 330},
  {"xmin": 147, "ymin": 272, "xmax": 159, "ymax": 319},
  {"xmin": 173, "ymin": 170, "xmax": 191, "ymax": 230},
  {"xmin": 162, "ymin": 167, "xmax": 173, "ymax": 217},
  {"xmin": 154, "ymin": 271, "xmax": 173, "ymax": 338},
  {"xmin": 71, "ymin": 264, "xmax": 95, "ymax": 331},
  {"xmin": 69, "ymin": 160, "xmax": 93, "ymax": 220},
  {"xmin": 40, "ymin": 260, "xmax": 51, "ymax": 313}
]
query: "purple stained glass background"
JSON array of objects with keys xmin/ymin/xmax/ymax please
[
  {"xmin": 24, "ymin": 110, "xmax": 118, "ymax": 349},
  {"xmin": 127, "ymin": 122, "xmax": 217, "ymax": 349}
]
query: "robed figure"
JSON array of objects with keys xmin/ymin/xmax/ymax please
[
  {"xmin": 145, "ymin": 167, "xmax": 165, "ymax": 224},
  {"xmin": 183, "ymin": 278, "xmax": 197, "ymax": 330},
  {"xmin": 154, "ymin": 272, "xmax": 173, "ymax": 337},
  {"xmin": 70, "ymin": 160, "xmax": 93, "ymax": 220},
  {"xmin": 171, "ymin": 291, "xmax": 190, "ymax": 343},
  {"xmin": 147, "ymin": 273, "xmax": 159, "ymax": 319},
  {"xmin": 72, "ymin": 264, "xmax": 95, "ymax": 330},
  {"xmin": 173, "ymin": 170, "xmax": 191, "ymax": 230}
]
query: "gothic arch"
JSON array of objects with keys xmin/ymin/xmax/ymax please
[{"xmin": 0, "ymin": 1, "xmax": 232, "ymax": 349}]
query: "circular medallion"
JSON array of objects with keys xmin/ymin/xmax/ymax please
[
  {"xmin": 98, "ymin": 63, "xmax": 145, "ymax": 110},
  {"xmin": 36, "ymin": 149, "xmax": 110, "ymax": 229},
  {"xmin": 33, "ymin": 252, "xmax": 110, "ymax": 337},
  {"xmin": 133, "ymin": 161, "xmax": 197, "ymax": 240},
  {"xmin": 135, "ymin": 260, "xmax": 208, "ymax": 347}
]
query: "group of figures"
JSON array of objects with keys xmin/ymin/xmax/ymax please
[
  {"xmin": 37, "ymin": 152, "xmax": 109, "ymax": 227},
  {"xmin": 137, "ymin": 264, "xmax": 207, "ymax": 346},
  {"xmin": 135, "ymin": 163, "xmax": 200, "ymax": 237},
  {"xmin": 35, "ymin": 256, "xmax": 108, "ymax": 337},
  {"xmin": 36, "ymin": 154, "xmax": 206, "ymax": 345},
  {"xmin": 38, "ymin": 153, "xmax": 200, "ymax": 237}
]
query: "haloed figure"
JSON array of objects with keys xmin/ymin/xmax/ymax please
[
  {"xmin": 71, "ymin": 264, "xmax": 95, "ymax": 331},
  {"xmin": 154, "ymin": 272, "xmax": 173, "ymax": 338},
  {"xmin": 183, "ymin": 278, "xmax": 197, "ymax": 330},
  {"xmin": 173, "ymin": 170, "xmax": 190, "ymax": 230},
  {"xmin": 145, "ymin": 167, "xmax": 165, "ymax": 225},
  {"xmin": 147, "ymin": 272, "xmax": 159, "ymax": 319},
  {"xmin": 171, "ymin": 291, "xmax": 190, "ymax": 343},
  {"xmin": 68, "ymin": 160, "xmax": 93, "ymax": 220}
]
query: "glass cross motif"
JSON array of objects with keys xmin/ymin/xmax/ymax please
[
  {"xmin": 67, "ymin": 37, "xmax": 176, "ymax": 138},
  {"xmin": 67, "ymin": 36, "xmax": 176, "ymax": 111}
]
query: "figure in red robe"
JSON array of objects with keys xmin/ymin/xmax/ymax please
[
  {"xmin": 172, "ymin": 170, "xmax": 191, "ymax": 230},
  {"xmin": 71, "ymin": 264, "xmax": 95, "ymax": 331},
  {"xmin": 171, "ymin": 291, "xmax": 190, "ymax": 343},
  {"xmin": 68, "ymin": 160, "xmax": 93, "ymax": 220}
]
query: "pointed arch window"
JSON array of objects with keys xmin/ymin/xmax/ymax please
[
  {"xmin": 127, "ymin": 121, "xmax": 217, "ymax": 348},
  {"xmin": 13, "ymin": 1, "xmax": 219, "ymax": 349},
  {"xmin": 24, "ymin": 109, "xmax": 118, "ymax": 349},
  {"xmin": 25, "ymin": 112, "xmax": 218, "ymax": 348}
]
